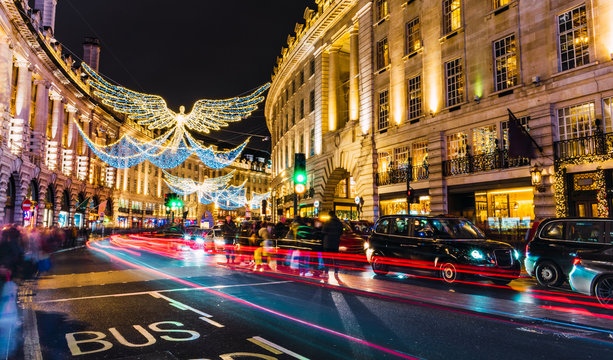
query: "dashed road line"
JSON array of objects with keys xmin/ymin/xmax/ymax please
[
  {"xmin": 151, "ymin": 292, "xmax": 213, "ymax": 318},
  {"xmin": 250, "ymin": 336, "xmax": 309, "ymax": 360},
  {"xmin": 200, "ymin": 317, "xmax": 225, "ymax": 328},
  {"xmin": 247, "ymin": 337, "xmax": 283, "ymax": 354}
]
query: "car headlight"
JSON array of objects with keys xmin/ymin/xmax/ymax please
[
  {"xmin": 364, "ymin": 241, "xmax": 370, "ymax": 250},
  {"xmin": 470, "ymin": 249, "xmax": 484, "ymax": 260},
  {"xmin": 183, "ymin": 235, "xmax": 191, "ymax": 240},
  {"xmin": 339, "ymin": 246, "xmax": 347, "ymax": 252},
  {"xmin": 196, "ymin": 237, "xmax": 205, "ymax": 245},
  {"xmin": 513, "ymin": 249, "xmax": 520, "ymax": 260}
]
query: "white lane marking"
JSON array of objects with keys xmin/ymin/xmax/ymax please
[
  {"xmin": 170, "ymin": 303, "xmax": 188, "ymax": 311},
  {"xmin": 247, "ymin": 337, "xmax": 283, "ymax": 354},
  {"xmin": 36, "ymin": 280, "xmax": 292, "ymax": 304},
  {"xmin": 199, "ymin": 317, "xmax": 225, "ymax": 328},
  {"xmin": 251, "ymin": 336, "xmax": 309, "ymax": 360},
  {"xmin": 151, "ymin": 292, "xmax": 212, "ymax": 318}
]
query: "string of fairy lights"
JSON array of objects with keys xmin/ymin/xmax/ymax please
[{"xmin": 77, "ymin": 63, "xmax": 271, "ymax": 210}]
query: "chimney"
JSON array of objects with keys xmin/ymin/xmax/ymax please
[
  {"xmin": 82, "ymin": 37, "xmax": 101, "ymax": 71},
  {"xmin": 34, "ymin": 0, "xmax": 57, "ymax": 33}
]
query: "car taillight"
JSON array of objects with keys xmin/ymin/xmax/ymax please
[
  {"xmin": 572, "ymin": 257, "xmax": 581, "ymax": 266},
  {"xmin": 525, "ymin": 243, "xmax": 530, "ymax": 256}
]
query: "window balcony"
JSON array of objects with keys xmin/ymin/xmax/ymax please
[
  {"xmin": 554, "ymin": 132, "xmax": 610, "ymax": 161},
  {"xmin": 443, "ymin": 149, "xmax": 529, "ymax": 177},
  {"xmin": 376, "ymin": 164, "xmax": 429, "ymax": 186}
]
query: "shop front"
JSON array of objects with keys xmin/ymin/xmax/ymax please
[
  {"xmin": 565, "ymin": 170, "xmax": 610, "ymax": 218},
  {"xmin": 379, "ymin": 192, "xmax": 431, "ymax": 216},
  {"xmin": 298, "ymin": 204, "xmax": 316, "ymax": 218},
  {"xmin": 448, "ymin": 180, "xmax": 535, "ymax": 237}
]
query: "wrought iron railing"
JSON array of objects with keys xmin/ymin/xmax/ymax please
[
  {"xmin": 554, "ymin": 132, "xmax": 611, "ymax": 161},
  {"xmin": 443, "ymin": 150, "xmax": 529, "ymax": 177},
  {"xmin": 118, "ymin": 207, "xmax": 130, "ymax": 213},
  {"xmin": 376, "ymin": 164, "xmax": 429, "ymax": 186},
  {"xmin": 145, "ymin": 210, "xmax": 154, "ymax": 215}
]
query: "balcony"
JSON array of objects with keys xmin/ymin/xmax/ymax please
[
  {"xmin": 118, "ymin": 207, "xmax": 130, "ymax": 213},
  {"xmin": 554, "ymin": 133, "xmax": 610, "ymax": 161},
  {"xmin": 376, "ymin": 164, "xmax": 429, "ymax": 186},
  {"xmin": 145, "ymin": 210, "xmax": 154, "ymax": 215},
  {"xmin": 132, "ymin": 209, "xmax": 144, "ymax": 215},
  {"xmin": 443, "ymin": 150, "xmax": 529, "ymax": 177}
]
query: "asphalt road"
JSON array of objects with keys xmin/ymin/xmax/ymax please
[{"xmin": 24, "ymin": 238, "xmax": 613, "ymax": 360}]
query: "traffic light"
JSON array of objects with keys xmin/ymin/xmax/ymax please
[
  {"xmin": 165, "ymin": 193, "xmax": 183, "ymax": 208},
  {"xmin": 407, "ymin": 187, "xmax": 415, "ymax": 204},
  {"xmin": 294, "ymin": 153, "xmax": 307, "ymax": 194}
]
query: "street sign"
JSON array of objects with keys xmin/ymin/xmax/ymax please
[{"xmin": 22, "ymin": 199, "xmax": 32, "ymax": 211}]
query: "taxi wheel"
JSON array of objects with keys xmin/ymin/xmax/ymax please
[
  {"xmin": 594, "ymin": 275, "xmax": 613, "ymax": 305},
  {"xmin": 440, "ymin": 261, "xmax": 461, "ymax": 283},
  {"xmin": 371, "ymin": 254, "xmax": 388, "ymax": 275},
  {"xmin": 535, "ymin": 261, "xmax": 563, "ymax": 287}
]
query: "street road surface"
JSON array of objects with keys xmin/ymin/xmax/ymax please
[{"xmin": 22, "ymin": 237, "xmax": 613, "ymax": 360}]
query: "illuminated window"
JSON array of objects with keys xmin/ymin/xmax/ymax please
[
  {"xmin": 299, "ymin": 134, "xmax": 304, "ymax": 154},
  {"xmin": 557, "ymin": 101, "xmax": 596, "ymax": 140},
  {"xmin": 604, "ymin": 97, "xmax": 613, "ymax": 133},
  {"xmin": 494, "ymin": 0, "xmax": 510, "ymax": 9},
  {"xmin": 335, "ymin": 178, "xmax": 347, "ymax": 198},
  {"xmin": 445, "ymin": 58, "xmax": 464, "ymax": 107},
  {"xmin": 558, "ymin": 5, "xmax": 590, "ymax": 72},
  {"xmin": 472, "ymin": 125, "xmax": 498, "ymax": 155},
  {"xmin": 9, "ymin": 63, "xmax": 18, "ymax": 117},
  {"xmin": 374, "ymin": 0, "xmax": 388, "ymax": 22},
  {"xmin": 29, "ymin": 81, "xmax": 37, "ymax": 129},
  {"xmin": 405, "ymin": 17, "xmax": 421, "ymax": 54},
  {"xmin": 493, "ymin": 34, "xmax": 518, "ymax": 91},
  {"xmin": 62, "ymin": 107, "xmax": 70, "ymax": 147},
  {"xmin": 377, "ymin": 151, "xmax": 391, "ymax": 172},
  {"xmin": 412, "ymin": 140, "xmax": 428, "ymax": 167},
  {"xmin": 309, "ymin": 90, "xmax": 315, "ymax": 113},
  {"xmin": 46, "ymin": 98, "xmax": 54, "ymax": 139},
  {"xmin": 393, "ymin": 146, "xmax": 409, "ymax": 169},
  {"xmin": 407, "ymin": 75, "xmax": 422, "ymax": 120},
  {"xmin": 446, "ymin": 132, "xmax": 468, "ymax": 159},
  {"xmin": 443, "ymin": 0, "xmax": 462, "ymax": 35},
  {"xmin": 376, "ymin": 38, "xmax": 390, "ymax": 71},
  {"xmin": 378, "ymin": 90, "xmax": 389, "ymax": 131}
]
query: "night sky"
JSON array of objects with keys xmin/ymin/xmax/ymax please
[{"xmin": 52, "ymin": 0, "xmax": 317, "ymax": 152}]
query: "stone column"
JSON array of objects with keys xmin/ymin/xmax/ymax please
[
  {"xmin": 10, "ymin": 59, "xmax": 32, "ymax": 155},
  {"xmin": 62, "ymin": 105, "xmax": 77, "ymax": 176},
  {"xmin": 328, "ymin": 47, "xmax": 340, "ymax": 132},
  {"xmin": 355, "ymin": 3, "xmax": 373, "ymax": 136},
  {"xmin": 45, "ymin": 91, "xmax": 62, "ymax": 171},
  {"xmin": 349, "ymin": 27, "xmax": 360, "ymax": 122},
  {"xmin": 427, "ymin": 131, "xmax": 447, "ymax": 214},
  {"xmin": 30, "ymin": 80, "xmax": 49, "ymax": 163}
]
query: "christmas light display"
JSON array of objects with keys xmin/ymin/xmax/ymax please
[
  {"xmin": 248, "ymin": 191, "xmax": 272, "ymax": 209},
  {"xmin": 162, "ymin": 169, "xmax": 234, "ymax": 196},
  {"xmin": 77, "ymin": 63, "xmax": 269, "ymax": 169}
]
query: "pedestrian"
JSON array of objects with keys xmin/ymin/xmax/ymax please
[
  {"xmin": 273, "ymin": 216, "xmax": 289, "ymax": 239},
  {"xmin": 0, "ymin": 226, "xmax": 24, "ymax": 282},
  {"xmin": 221, "ymin": 215, "xmax": 237, "ymax": 264},
  {"xmin": 322, "ymin": 211, "xmax": 344, "ymax": 277}
]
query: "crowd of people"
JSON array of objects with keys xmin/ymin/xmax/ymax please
[{"xmin": 219, "ymin": 211, "xmax": 345, "ymax": 278}]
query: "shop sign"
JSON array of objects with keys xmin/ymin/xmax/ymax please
[{"xmin": 314, "ymin": 200, "xmax": 320, "ymax": 208}]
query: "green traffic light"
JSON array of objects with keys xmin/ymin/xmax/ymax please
[{"xmin": 295, "ymin": 173, "xmax": 306, "ymax": 184}]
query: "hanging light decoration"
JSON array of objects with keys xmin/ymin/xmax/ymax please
[
  {"xmin": 78, "ymin": 63, "xmax": 269, "ymax": 169},
  {"xmin": 248, "ymin": 191, "xmax": 272, "ymax": 209}
]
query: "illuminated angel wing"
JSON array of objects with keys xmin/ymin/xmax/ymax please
[
  {"xmin": 184, "ymin": 83, "xmax": 270, "ymax": 133},
  {"xmin": 82, "ymin": 63, "xmax": 176, "ymax": 129}
]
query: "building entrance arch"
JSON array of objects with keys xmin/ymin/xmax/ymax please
[
  {"xmin": 43, "ymin": 184, "xmax": 55, "ymax": 227},
  {"xmin": 321, "ymin": 168, "xmax": 359, "ymax": 220},
  {"xmin": 4, "ymin": 175, "xmax": 16, "ymax": 224}
]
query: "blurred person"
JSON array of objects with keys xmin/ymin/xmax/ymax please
[
  {"xmin": 0, "ymin": 226, "xmax": 23, "ymax": 281},
  {"xmin": 322, "ymin": 211, "xmax": 343, "ymax": 277},
  {"xmin": 221, "ymin": 215, "xmax": 237, "ymax": 263},
  {"xmin": 296, "ymin": 218, "xmax": 315, "ymax": 276},
  {"xmin": 273, "ymin": 216, "xmax": 289, "ymax": 239}
]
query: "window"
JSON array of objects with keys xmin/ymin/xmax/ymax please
[
  {"xmin": 390, "ymin": 217, "xmax": 408, "ymax": 236},
  {"xmin": 446, "ymin": 132, "xmax": 468, "ymax": 159},
  {"xmin": 558, "ymin": 5, "xmax": 589, "ymax": 72},
  {"xmin": 443, "ymin": 0, "xmax": 462, "ymax": 35},
  {"xmin": 291, "ymin": 107, "xmax": 295, "ymax": 126},
  {"xmin": 567, "ymin": 221, "xmax": 604, "ymax": 243},
  {"xmin": 557, "ymin": 101, "xmax": 596, "ymax": 140},
  {"xmin": 309, "ymin": 90, "xmax": 315, "ymax": 113},
  {"xmin": 494, "ymin": 0, "xmax": 511, "ymax": 9},
  {"xmin": 493, "ymin": 34, "xmax": 518, "ymax": 91},
  {"xmin": 604, "ymin": 97, "xmax": 613, "ymax": 133},
  {"xmin": 310, "ymin": 59, "xmax": 315, "ymax": 76},
  {"xmin": 299, "ymin": 71, "xmax": 304, "ymax": 85},
  {"xmin": 376, "ymin": 38, "xmax": 390, "ymax": 71},
  {"xmin": 9, "ymin": 63, "xmax": 18, "ymax": 117},
  {"xmin": 393, "ymin": 146, "xmax": 409, "ymax": 169},
  {"xmin": 406, "ymin": 17, "xmax": 421, "ymax": 54},
  {"xmin": 376, "ymin": 218, "xmax": 390, "ymax": 234},
  {"xmin": 374, "ymin": 0, "xmax": 388, "ymax": 22},
  {"xmin": 377, "ymin": 151, "xmax": 391, "ymax": 172},
  {"xmin": 378, "ymin": 90, "xmax": 389, "ymax": 130},
  {"xmin": 299, "ymin": 134, "xmax": 304, "ymax": 154},
  {"xmin": 310, "ymin": 127, "xmax": 315, "ymax": 156},
  {"xmin": 291, "ymin": 80, "xmax": 295, "ymax": 94},
  {"xmin": 412, "ymin": 140, "xmax": 428, "ymax": 167},
  {"xmin": 445, "ymin": 58, "xmax": 464, "ymax": 107},
  {"xmin": 472, "ymin": 125, "xmax": 497, "ymax": 155},
  {"xmin": 299, "ymin": 99, "xmax": 304, "ymax": 119},
  {"xmin": 407, "ymin": 75, "xmax": 422, "ymax": 119}
]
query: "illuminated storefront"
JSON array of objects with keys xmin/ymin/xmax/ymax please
[
  {"xmin": 380, "ymin": 195, "xmax": 431, "ymax": 216},
  {"xmin": 475, "ymin": 187, "xmax": 534, "ymax": 232}
]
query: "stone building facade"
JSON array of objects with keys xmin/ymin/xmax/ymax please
[
  {"xmin": 266, "ymin": 0, "xmax": 613, "ymax": 233},
  {"xmin": 0, "ymin": 0, "xmax": 269, "ymax": 228}
]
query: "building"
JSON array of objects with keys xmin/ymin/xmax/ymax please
[
  {"xmin": 0, "ymin": 0, "xmax": 268, "ymax": 229},
  {"xmin": 265, "ymin": 0, "xmax": 613, "ymax": 235}
]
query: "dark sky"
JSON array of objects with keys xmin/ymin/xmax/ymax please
[{"xmin": 51, "ymin": 0, "xmax": 316, "ymax": 152}]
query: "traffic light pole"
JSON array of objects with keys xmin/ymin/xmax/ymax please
[{"xmin": 293, "ymin": 193, "xmax": 298, "ymax": 219}]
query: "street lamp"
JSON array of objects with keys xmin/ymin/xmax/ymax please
[{"xmin": 530, "ymin": 164, "xmax": 545, "ymax": 192}]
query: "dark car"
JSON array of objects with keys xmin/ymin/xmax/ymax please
[
  {"xmin": 524, "ymin": 218, "xmax": 613, "ymax": 287},
  {"xmin": 366, "ymin": 215, "xmax": 521, "ymax": 284},
  {"xmin": 569, "ymin": 248, "xmax": 613, "ymax": 305},
  {"xmin": 276, "ymin": 219, "xmax": 365, "ymax": 255}
]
